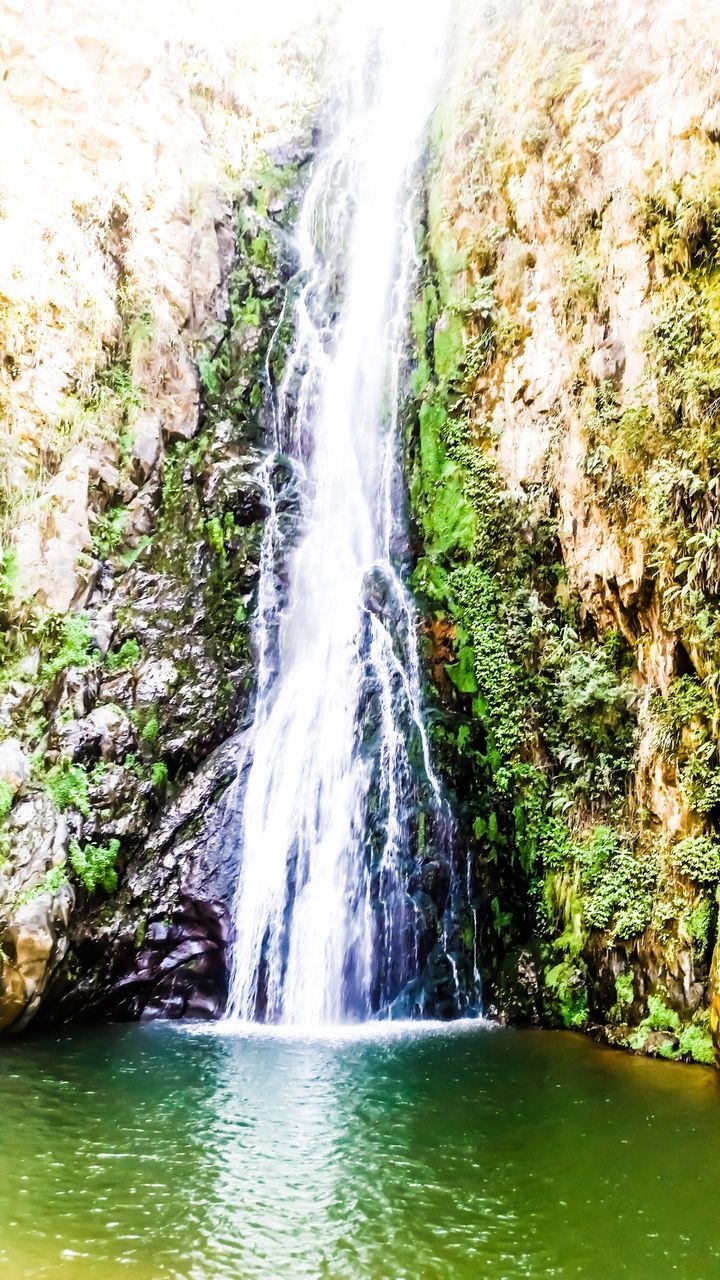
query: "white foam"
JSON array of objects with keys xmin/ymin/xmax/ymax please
[{"xmin": 178, "ymin": 1016, "xmax": 494, "ymax": 1045}]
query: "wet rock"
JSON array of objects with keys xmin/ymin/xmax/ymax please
[
  {"xmin": 200, "ymin": 457, "xmax": 268, "ymax": 525},
  {"xmin": 42, "ymin": 737, "xmax": 241, "ymax": 1026},
  {"xmin": 492, "ymin": 947, "xmax": 543, "ymax": 1024},
  {"xmin": 135, "ymin": 657, "xmax": 179, "ymax": 704},
  {"xmin": 638, "ymin": 1030, "xmax": 679, "ymax": 1058},
  {"xmin": 57, "ymin": 703, "xmax": 135, "ymax": 764},
  {"xmin": 0, "ymin": 739, "xmax": 30, "ymax": 792},
  {"xmin": 0, "ymin": 793, "xmax": 74, "ymax": 1032}
]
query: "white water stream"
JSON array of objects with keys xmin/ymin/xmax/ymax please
[{"xmin": 226, "ymin": 0, "xmax": 459, "ymax": 1025}]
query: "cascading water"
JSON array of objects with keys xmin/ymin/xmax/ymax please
[{"xmin": 225, "ymin": 0, "xmax": 476, "ymax": 1025}]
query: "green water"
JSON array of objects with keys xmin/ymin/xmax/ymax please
[{"xmin": 1, "ymin": 1022, "xmax": 719, "ymax": 1279}]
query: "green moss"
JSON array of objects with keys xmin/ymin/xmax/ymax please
[
  {"xmin": 69, "ymin": 838, "xmax": 120, "ymax": 895},
  {"xmin": 207, "ymin": 515, "xmax": 224, "ymax": 554},
  {"xmin": 150, "ymin": 761, "xmax": 169, "ymax": 790},
  {"xmin": 414, "ymin": 398, "xmax": 476, "ymax": 556},
  {"xmin": 140, "ymin": 714, "xmax": 159, "ymax": 746},
  {"xmin": 433, "ymin": 311, "xmax": 466, "ymax": 382}
]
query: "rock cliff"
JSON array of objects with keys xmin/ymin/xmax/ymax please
[
  {"xmin": 409, "ymin": 0, "xmax": 720, "ymax": 1063},
  {"xmin": 0, "ymin": 0, "xmax": 318, "ymax": 1030},
  {"xmin": 3, "ymin": 0, "xmax": 720, "ymax": 1069}
]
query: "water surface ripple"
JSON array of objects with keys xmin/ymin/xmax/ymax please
[{"xmin": 1, "ymin": 1024, "xmax": 719, "ymax": 1278}]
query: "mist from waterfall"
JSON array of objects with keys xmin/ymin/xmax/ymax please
[{"xmin": 225, "ymin": 0, "xmax": 469, "ymax": 1025}]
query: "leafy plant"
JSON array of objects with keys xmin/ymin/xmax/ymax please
[
  {"xmin": 610, "ymin": 970, "xmax": 635, "ymax": 1023},
  {"xmin": 671, "ymin": 835, "xmax": 720, "ymax": 885},
  {"xmin": 680, "ymin": 753, "xmax": 720, "ymax": 815},
  {"xmin": 544, "ymin": 957, "xmax": 589, "ymax": 1028},
  {"xmin": 69, "ymin": 838, "xmax": 120, "ymax": 894},
  {"xmin": 106, "ymin": 637, "xmax": 141, "ymax": 672},
  {"xmin": 42, "ymin": 614, "xmax": 97, "ymax": 682},
  {"xmin": 650, "ymin": 676, "xmax": 713, "ymax": 756},
  {"xmin": 150, "ymin": 761, "xmax": 169, "ymax": 790},
  {"xmin": 44, "ymin": 760, "xmax": 90, "ymax": 816},
  {"xmin": 0, "ymin": 545, "xmax": 17, "ymax": 608},
  {"xmin": 140, "ymin": 714, "xmax": 159, "ymax": 745},
  {"xmin": 683, "ymin": 898, "xmax": 714, "ymax": 958},
  {"xmin": 678, "ymin": 1013, "xmax": 715, "ymax": 1065},
  {"xmin": 92, "ymin": 506, "xmax": 128, "ymax": 559},
  {"xmin": 578, "ymin": 828, "xmax": 657, "ymax": 939},
  {"xmin": 643, "ymin": 994, "xmax": 681, "ymax": 1033}
]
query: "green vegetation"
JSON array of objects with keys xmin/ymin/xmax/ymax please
[
  {"xmin": 643, "ymin": 994, "xmax": 681, "ymax": 1034},
  {"xmin": 196, "ymin": 198, "xmax": 284, "ymax": 412},
  {"xmin": 0, "ymin": 546, "xmax": 18, "ymax": 618},
  {"xmin": 544, "ymin": 957, "xmax": 589, "ymax": 1029},
  {"xmin": 43, "ymin": 760, "xmax": 90, "ymax": 817},
  {"xmin": 0, "ymin": 605, "xmax": 101, "ymax": 713},
  {"xmin": 92, "ymin": 505, "xmax": 129, "ymax": 560},
  {"xmin": 409, "ymin": 186, "xmax": 639, "ymax": 997},
  {"xmin": 578, "ymin": 828, "xmax": 656, "ymax": 939},
  {"xmin": 14, "ymin": 863, "xmax": 68, "ymax": 909},
  {"xmin": 649, "ymin": 676, "xmax": 720, "ymax": 818},
  {"xmin": 150, "ymin": 761, "xmax": 169, "ymax": 790},
  {"xmin": 610, "ymin": 971, "xmax": 635, "ymax": 1023},
  {"xmin": 140, "ymin": 714, "xmax": 160, "ymax": 746},
  {"xmin": 69, "ymin": 838, "xmax": 120, "ymax": 894},
  {"xmin": 683, "ymin": 898, "xmax": 714, "ymax": 958},
  {"xmin": 41, "ymin": 613, "xmax": 97, "ymax": 682},
  {"xmin": 577, "ymin": 179, "xmax": 720, "ymax": 700},
  {"xmin": 678, "ymin": 1013, "xmax": 716, "ymax": 1065},
  {"xmin": 0, "ymin": 781, "xmax": 13, "ymax": 820},
  {"xmin": 671, "ymin": 836, "xmax": 720, "ymax": 886},
  {"xmin": 106, "ymin": 637, "xmax": 141, "ymax": 671}
]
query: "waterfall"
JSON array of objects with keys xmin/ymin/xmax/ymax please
[{"xmin": 225, "ymin": 0, "xmax": 467, "ymax": 1025}]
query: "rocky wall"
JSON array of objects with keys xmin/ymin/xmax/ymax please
[{"xmin": 409, "ymin": 0, "xmax": 720, "ymax": 1065}]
